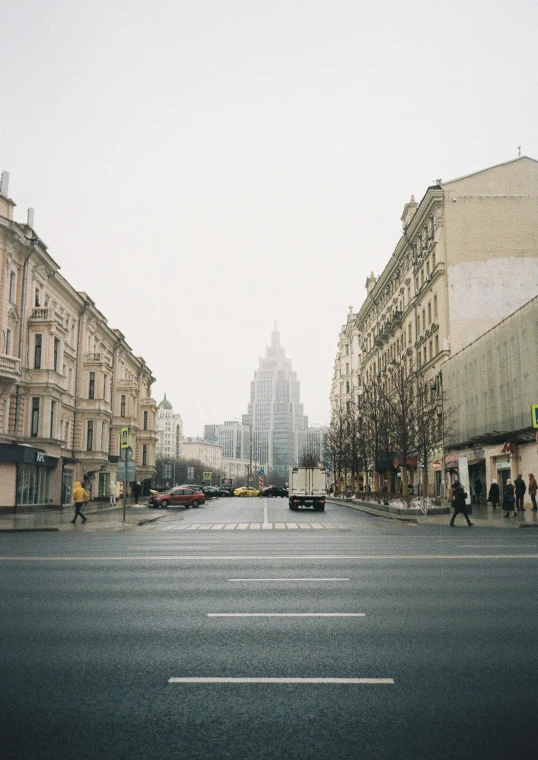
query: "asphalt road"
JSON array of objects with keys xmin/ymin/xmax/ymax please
[{"xmin": 1, "ymin": 496, "xmax": 538, "ymax": 760}]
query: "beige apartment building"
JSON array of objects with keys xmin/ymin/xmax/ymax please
[
  {"xmin": 443, "ymin": 294, "xmax": 538, "ymax": 505},
  {"xmin": 182, "ymin": 439, "xmax": 223, "ymax": 472},
  {"xmin": 0, "ymin": 172, "xmax": 157, "ymax": 511},
  {"xmin": 331, "ymin": 156, "xmax": 538, "ymax": 495}
]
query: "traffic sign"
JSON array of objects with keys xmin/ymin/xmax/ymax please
[
  {"xmin": 120, "ymin": 427, "xmax": 129, "ymax": 449},
  {"xmin": 117, "ymin": 461, "xmax": 136, "ymax": 482},
  {"xmin": 203, "ymin": 471, "xmax": 212, "ymax": 481},
  {"xmin": 258, "ymin": 469, "xmax": 264, "ymax": 475},
  {"xmin": 532, "ymin": 404, "xmax": 538, "ymax": 429}
]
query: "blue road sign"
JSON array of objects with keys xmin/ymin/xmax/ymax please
[{"xmin": 259, "ymin": 469, "xmax": 264, "ymax": 475}]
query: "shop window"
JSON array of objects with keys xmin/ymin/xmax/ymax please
[
  {"xmin": 17, "ymin": 464, "xmax": 50, "ymax": 506},
  {"xmin": 31, "ymin": 397, "xmax": 39, "ymax": 437}
]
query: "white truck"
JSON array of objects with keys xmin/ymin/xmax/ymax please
[{"xmin": 288, "ymin": 467, "xmax": 327, "ymax": 511}]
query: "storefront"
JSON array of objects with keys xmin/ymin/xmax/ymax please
[{"xmin": 0, "ymin": 443, "xmax": 58, "ymax": 511}]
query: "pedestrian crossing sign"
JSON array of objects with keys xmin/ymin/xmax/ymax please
[
  {"xmin": 532, "ymin": 405, "xmax": 538, "ymax": 429},
  {"xmin": 120, "ymin": 427, "xmax": 129, "ymax": 449}
]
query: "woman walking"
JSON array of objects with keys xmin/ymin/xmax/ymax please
[
  {"xmin": 503, "ymin": 479, "xmax": 517, "ymax": 518},
  {"xmin": 529, "ymin": 473, "xmax": 537, "ymax": 511},
  {"xmin": 487, "ymin": 479, "xmax": 500, "ymax": 508},
  {"xmin": 450, "ymin": 481, "xmax": 473, "ymax": 527}
]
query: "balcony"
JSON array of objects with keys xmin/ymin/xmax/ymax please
[
  {"xmin": 392, "ymin": 310, "xmax": 403, "ymax": 325},
  {"xmin": 84, "ymin": 352, "xmax": 110, "ymax": 367},
  {"xmin": 0, "ymin": 354, "xmax": 21, "ymax": 394},
  {"xmin": 117, "ymin": 378, "xmax": 138, "ymax": 391},
  {"xmin": 29, "ymin": 307, "xmax": 65, "ymax": 329}
]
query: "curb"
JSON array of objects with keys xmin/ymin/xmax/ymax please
[
  {"xmin": 0, "ymin": 528, "xmax": 60, "ymax": 533},
  {"xmin": 326, "ymin": 498, "xmax": 419, "ymax": 522}
]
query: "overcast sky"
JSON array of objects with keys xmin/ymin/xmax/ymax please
[{"xmin": 2, "ymin": 0, "xmax": 537, "ymax": 436}]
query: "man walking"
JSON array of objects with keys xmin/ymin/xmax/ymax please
[
  {"xmin": 514, "ymin": 474, "xmax": 526, "ymax": 512},
  {"xmin": 71, "ymin": 481, "xmax": 89, "ymax": 524}
]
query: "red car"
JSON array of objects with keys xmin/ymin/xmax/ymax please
[{"xmin": 149, "ymin": 487, "xmax": 205, "ymax": 509}]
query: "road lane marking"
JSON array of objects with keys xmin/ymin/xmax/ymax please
[
  {"xmin": 168, "ymin": 677, "xmax": 394, "ymax": 684},
  {"xmin": 207, "ymin": 613, "xmax": 365, "ymax": 617},
  {"xmin": 228, "ymin": 578, "xmax": 350, "ymax": 582},
  {"xmin": 263, "ymin": 500, "xmax": 269, "ymax": 526},
  {"xmin": 2, "ymin": 554, "xmax": 538, "ymax": 561}
]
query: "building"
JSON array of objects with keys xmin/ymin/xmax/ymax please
[
  {"xmin": 243, "ymin": 325, "xmax": 308, "ymax": 481},
  {"xmin": 0, "ymin": 171, "xmax": 157, "ymax": 510},
  {"xmin": 214, "ymin": 420, "xmax": 250, "ymax": 460},
  {"xmin": 331, "ymin": 155, "xmax": 538, "ymax": 495},
  {"xmin": 182, "ymin": 439, "xmax": 222, "ymax": 471},
  {"xmin": 155, "ymin": 393, "xmax": 183, "ymax": 460},
  {"xmin": 442, "ymin": 293, "xmax": 538, "ymax": 504},
  {"xmin": 296, "ymin": 425, "xmax": 329, "ymax": 466}
]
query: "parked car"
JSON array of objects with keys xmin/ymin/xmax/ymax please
[
  {"xmin": 212, "ymin": 487, "xmax": 233, "ymax": 497},
  {"xmin": 148, "ymin": 487, "xmax": 205, "ymax": 509},
  {"xmin": 260, "ymin": 486, "xmax": 289, "ymax": 498},
  {"xmin": 233, "ymin": 486, "xmax": 260, "ymax": 497}
]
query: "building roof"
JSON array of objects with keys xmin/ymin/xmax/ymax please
[{"xmin": 158, "ymin": 392, "xmax": 173, "ymax": 410}]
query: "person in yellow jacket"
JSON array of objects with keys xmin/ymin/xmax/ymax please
[{"xmin": 71, "ymin": 481, "xmax": 89, "ymax": 524}]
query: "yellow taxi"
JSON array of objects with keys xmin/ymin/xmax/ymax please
[{"xmin": 233, "ymin": 486, "xmax": 260, "ymax": 497}]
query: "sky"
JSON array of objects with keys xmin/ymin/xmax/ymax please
[{"xmin": 2, "ymin": 0, "xmax": 538, "ymax": 436}]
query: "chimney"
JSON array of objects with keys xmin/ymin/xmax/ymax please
[
  {"xmin": 27, "ymin": 208, "xmax": 35, "ymax": 229},
  {"xmin": 0, "ymin": 171, "xmax": 9, "ymax": 197},
  {"xmin": 365, "ymin": 272, "xmax": 377, "ymax": 295}
]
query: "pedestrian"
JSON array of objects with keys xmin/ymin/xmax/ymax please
[
  {"xmin": 474, "ymin": 478, "xmax": 483, "ymax": 504},
  {"xmin": 528, "ymin": 473, "xmax": 537, "ymax": 511},
  {"xmin": 450, "ymin": 481, "xmax": 473, "ymax": 527},
  {"xmin": 503, "ymin": 479, "xmax": 517, "ymax": 518},
  {"xmin": 71, "ymin": 480, "xmax": 89, "ymax": 524},
  {"xmin": 109, "ymin": 478, "xmax": 116, "ymax": 507},
  {"xmin": 514, "ymin": 474, "xmax": 526, "ymax": 512},
  {"xmin": 487, "ymin": 479, "xmax": 500, "ymax": 508},
  {"xmin": 133, "ymin": 482, "xmax": 142, "ymax": 504}
]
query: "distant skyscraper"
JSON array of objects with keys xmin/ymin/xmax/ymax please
[
  {"xmin": 244, "ymin": 326, "xmax": 308, "ymax": 480},
  {"xmin": 155, "ymin": 393, "xmax": 183, "ymax": 460}
]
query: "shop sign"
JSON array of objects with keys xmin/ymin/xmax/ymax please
[
  {"xmin": 501, "ymin": 442, "xmax": 516, "ymax": 454},
  {"xmin": 432, "ymin": 461, "xmax": 442, "ymax": 471}
]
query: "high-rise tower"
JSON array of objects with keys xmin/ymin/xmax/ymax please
[{"xmin": 243, "ymin": 325, "xmax": 308, "ymax": 481}]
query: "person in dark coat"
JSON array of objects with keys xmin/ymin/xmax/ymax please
[
  {"xmin": 450, "ymin": 481, "xmax": 473, "ymax": 527},
  {"xmin": 487, "ymin": 479, "xmax": 500, "ymax": 508},
  {"xmin": 474, "ymin": 478, "xmax": 483, "ymax": 504},
  {"xmin": 503, "ymin": 479, "xmax": 517, "ymax": 518},
  {"xmin": 133, "ymin": 482, "xmax": 142, "ymax": 504},
  {"xmin": 514, "ymin": 475, "xmax": 526, "ymax": 512},
  {"xmin": 528, "ymin": 474, "xmax": 537, "ymax": 511}
]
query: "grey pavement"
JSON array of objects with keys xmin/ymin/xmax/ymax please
[
  {"xmin": 0, "ymin": 500, "xmax": 170, "ymax": 531},
  {"xmin": 327, "ymin": 496, "xmax": 538, "ymax": 528},
  {"xmin": 2, "ymin": 496, "xmax": 538, "ymax": 530}
]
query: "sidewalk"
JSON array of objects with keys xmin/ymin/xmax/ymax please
[
  {"xmin": 0, "ymin": 500, "xmax": 169, "ymax": 532},
  {"xmin": 328, "ymin": 497, "xmax": 538, "ymax": 528}
]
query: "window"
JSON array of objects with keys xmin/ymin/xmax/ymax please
[
  {"xmin": 54, "ymin": 338, "xmax": 60, "ymax": 372},
  {"xmin": 427, "ymin": 302, "xmax": 432, "ymax": 325},
  {"xmin": 34, "ymin": 334, "xmax": 42, "ymax": 369},
  {"xmin": 89, "ymin": 372, "xmax": 95, "ymax": 399},
  {"xmin": 34, "ymin": 287, "xmax": 40, "ymax": 307},
  {"xmin": 143, "ymin": 411, "xmax": 148, "ymax": 431},
  {"xmin": 87, "ymin": 421, "xmax": 93, "ymax": 451},
  {"xmin": 5, "ymin": 328, "xmax": 11, "ymax": 355},
  {"xmin": 435, "ymin": 335, "xmax": 439, "ymax": 355},
  {"xmin": 101, "ymin": 422, "xmax": 106, "ymax": 451},
  {"xmin": 434, "ymin": 295, "xmax": 438, "ymax": 318},
  {"xmin": 31, "ymin": 397, "xmax": 40, "ymax": 436},
  {"xmin": 9, "ymin": 271, "xmax": 15, "ymax": 302},
  {"xmin": 417, "ymin": 316, "xmax": 420, "ymax": 335},
  {"xmin": 142, "ymin": 445, "xmax": 147, "ymax": 466},
  {"xmin": 50, "ymin": 400, "xmax": 56, "ymax": 439},
  {"xmin": 429, "ymin": 341, "xmax": 433, "ymax": 360},
  {"xmin": 120, "ymin": 395, "xmax": 126, "ymax": 417},
  {"xmin": 104, "ymin": 375, "xmax": 108, "ymax": 401}
]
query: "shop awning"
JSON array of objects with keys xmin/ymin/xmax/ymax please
[{"xmin": 0, "ymin": 443, "xmax": 58, "ymax": 469}]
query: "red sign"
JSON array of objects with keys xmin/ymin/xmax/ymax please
[
  {"xmin": 432, "ymin": 462, "xmax": 442, "ymax": 471},
  {"xmin": 501, "ymin": 442, "xmax": 516, "ymax": 454}
]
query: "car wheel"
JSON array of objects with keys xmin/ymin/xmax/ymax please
[
  {"xmin": 192, "ymin": 500, "xmax": 200, "ymax": 508},
  {"xmin": 160, "ymin": 500, "xmax": 169, "ymax": 509}
]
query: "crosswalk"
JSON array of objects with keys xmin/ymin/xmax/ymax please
[{"xmin": 151, "ymin": 522, "xmax": 354, "ymax": 531}]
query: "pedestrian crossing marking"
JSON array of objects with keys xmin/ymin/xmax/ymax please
[{"xmin": 151, "ymin": 522, "xmax": 353, "ymax": 531}]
